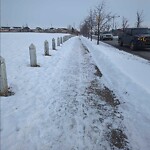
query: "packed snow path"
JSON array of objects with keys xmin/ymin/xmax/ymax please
[{"xmin": 1, "ymin": 36, "xmax": 128, "ymax": 150}]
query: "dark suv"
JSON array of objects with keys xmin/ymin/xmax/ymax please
[{"xmin": 118, "ymin": 28, "xmax": 150, "ymax": 50}]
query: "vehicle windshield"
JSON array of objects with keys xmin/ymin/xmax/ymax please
[
  {"xmin": 102, "ymin": 32, "xmax": 112, "ymax": 34},
  {"xmin": 132, "ymin": 28, "xmax": 150, "ymax": 35}
]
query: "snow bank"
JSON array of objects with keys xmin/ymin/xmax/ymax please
[
  {"xmin": 81, "ymin": 37, "xmax": 150, "ymax": 95},
  {"xmin": 81, "ymin": 36, "xmax": 150, "ymax": 150}
]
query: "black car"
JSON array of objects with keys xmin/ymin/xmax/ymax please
[{"xmin": 118, "ymin": 28, "xmax": 150, "ymax": 50}]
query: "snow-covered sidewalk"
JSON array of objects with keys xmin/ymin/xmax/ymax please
[{"xmin": 1, "ymin": 33, "xmax": 150, "ymax": 150}]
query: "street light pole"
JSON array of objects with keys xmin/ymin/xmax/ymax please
[
  {"xmin": 112, "ymin": 15, "xmax": 120, "ymax": 30},
  {"xmin": 113, "ymin": 16, "xmax": 115, "ymax": 29}
]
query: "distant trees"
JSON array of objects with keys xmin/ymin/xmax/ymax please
[
  {"xmin": 136, "ymin": 10, "xmax": 144, "ymax": 28},
  {"xmin": 80, "ymin": 1, "xmax": 114, "ymax": 45},
  {"xmin": 80, "ymin": 2, "xmax": 146, "ymax": 42},
  {"xmin": 67, "ymin": 25, "xmax": 76, "ymax": 34},
  {"xmin": 121, "ymin": 10, "xmax": 144, "ymax": 29},
  {"xmin": 95, "ymin": 2, "xmax": 113, "ymax": 44},
  {"xmin": 80, "ymin": 19, "xmax": 90, "ymax": 38},
  {"xmin": 88, "ymin": 9, "xmax": 95, "ymax": 41},
  {"xmin": 122, "ymin": 17, "xmax": 129, "ymax": 31},
  {"xmin": 67, "ymin": 25, "xmax": 72, "ymax": 32},
  {"xmin": 104, "ymin": 24, "xmax": 112, "ymax": 32},
  {"xmin": 80, "ymin": 9, "xmax": 96, "ymax": 41}
]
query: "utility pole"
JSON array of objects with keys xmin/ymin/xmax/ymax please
[{"xmin": 112, "ymin": 15, "xmax": 120, "ymax": 30}]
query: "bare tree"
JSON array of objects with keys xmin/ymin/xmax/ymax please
[
  {"xmin": 114, "ymin": 22, "xmax": 119, "ymax": 30},
  {"xmin": 87, "ymin": 9, "xmax": 96, "ymax": 41},
  {"xmin": 103, "ymin": 23, "xmax": 111, "ymax": 31},
  {"xmin": 80, "ymin": 9, "xmax": 96, "ymax": 40},
  {"xmin": 80, "ymin": 19, "xmax": 90, "ymax": 38},
  {"xmin": 122, "ymin": 17, "xmax": 129, "ymax": 31},
  {"xmin": 67, "ymin": 25, "xmax": 72, "ymax": 32},
  {"xmin": 94, "ymin": 1, "xmax": 112, "ymax": 44},
  {"xmin": 136, "ymin": 10, "xmax": 144, "ymax": 28},
  {"xmin": 80, "ymin": 1, "xmax": 115, "ymax": 43}
]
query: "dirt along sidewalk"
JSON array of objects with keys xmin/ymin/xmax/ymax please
[{"xmin": 79, "ymin": 40, "xmax": 130, "ymax": 150}]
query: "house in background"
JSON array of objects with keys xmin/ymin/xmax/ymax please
[
  {"xmin": 0, "ymin": 27, "xmax": 10, "ymax": 32},
  {"xmin": 11, "ymin": 27, "xmax": 22, "ymax": 32},
  {"xmin": 22, "ymin": 26, "xmax": 31, "ymax": 32},
  {"xmin": 35, "ymin": 27, "xmax": 43, "ymax": 32}
]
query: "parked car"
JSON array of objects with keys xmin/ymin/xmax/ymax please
[
  {"xmin": 118, "ymin": 28, "xmax": 150, "ymax": 50},
  {"xmin": 100, "ymin": 32, "xmax": 113, "ymax": 40}
]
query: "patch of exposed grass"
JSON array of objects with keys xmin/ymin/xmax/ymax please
[{"xmin": 109, "ymin": 129, "xmax": 128, "ymax": 149}]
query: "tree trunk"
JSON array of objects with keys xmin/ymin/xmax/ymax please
[{"xmin": 97, "ymin": 22, "xmax": 100, "ymax": 45}]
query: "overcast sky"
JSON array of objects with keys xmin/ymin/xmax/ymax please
[{"xmin": 1, "ymin": 0, "xmax": 150, "ymax": 29}]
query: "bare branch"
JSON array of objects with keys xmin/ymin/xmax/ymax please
[
  {"xmin": 94, "ymin": 1, "xmax": 113, "ymax": 44},
  {"xmin": 88, "ymin": 9, "xmax": 96, "ymax": 41},
  {"xmin": 136, "ymin": 10, "xmax": 144, "ymax": 28},
  {"xmin": 122, "ymin": 17, "xmax": 129, "ymax": 31}
]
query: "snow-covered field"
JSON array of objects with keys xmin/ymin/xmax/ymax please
[{"xmin": 1, "ymin": 33, "xmax": 150, "ymax": 150}]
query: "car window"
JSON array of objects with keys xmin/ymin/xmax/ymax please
[{"xmin": 132, "ymin": 28, "xmax": 150, "ymax": 35}]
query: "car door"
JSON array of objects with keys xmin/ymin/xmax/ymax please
[{"xmin": 123, "ymin": 29, "xmax": 132, "ymax": 45}]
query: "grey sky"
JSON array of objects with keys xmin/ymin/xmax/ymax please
[{"xmin": 1, "ymin": 0, "xmax": 150, "ymax": 29}]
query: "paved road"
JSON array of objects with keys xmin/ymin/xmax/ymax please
[{"xmin": 103, "ymin": 38, "xmax": 150, "ymax": 61}]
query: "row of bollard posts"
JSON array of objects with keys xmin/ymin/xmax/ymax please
[
  {"xmin": 29, "ymin": 35, "xmax": 74, "ymax": 67},
  {"xmin": 29, "ymin": 37, "xmax": 63, "ymax": 67},
  {"xmin": 0, "ymin": 35, "xmax": 73, "ymax": 96}
]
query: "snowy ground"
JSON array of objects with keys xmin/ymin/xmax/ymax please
[{"xmin": 0, "ymin": 33, "xmax": 150, "ymax": 150}]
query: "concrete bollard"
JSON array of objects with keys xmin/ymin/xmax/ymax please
[
  {"xmin": 44, "ymin": 40, "xmax": 50, "ymax": 55},
  {"xmin": 63, "ymin": 36, "xmax": 66, "ymax": 43},
  {"xmin": 52, "ymin": 38, "xmax": 56, "ymax": 50},
  {"xmin": 60, "ymin": 37, "xmax": 63, "ymax": 44},
  {"xmin": 57, "ymin": 37, "xmax": 60, "ymax": 46},
  {"xmin": 29, "ymin": 44, "xmax": 37, "ymax": 67},
  {"xmin": 0, "ymin": 56, "xmax": 8, "ymax": 96}
]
